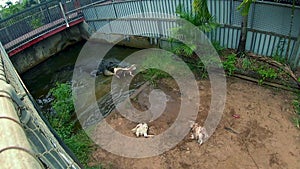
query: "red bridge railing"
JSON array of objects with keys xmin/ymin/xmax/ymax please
[{"xmin": 0, "ymin": 0, "xmax": 101, "ymax": 56}]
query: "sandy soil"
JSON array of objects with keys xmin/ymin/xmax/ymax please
[{"xmin": 88, "ymin": 77, "xmax": 300, "ymax": 169}]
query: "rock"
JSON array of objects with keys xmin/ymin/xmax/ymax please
[{"xmin": 90, "ymin": 70, "xmax": 99, "ymax": 77}]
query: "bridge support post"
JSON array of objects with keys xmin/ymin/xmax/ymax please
[{"xmin": 59, "ymin": 2, "xmax": 70, "ymax": 27}]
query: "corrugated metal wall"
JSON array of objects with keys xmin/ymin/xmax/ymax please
[{"xmin": 81, "ymin": 0, "xmax": 300, "ymax": 66}]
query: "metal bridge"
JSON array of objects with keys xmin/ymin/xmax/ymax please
[
  {"xmin": 0, "ymin": 0, "xmax": 300, "ymax": 168},
  {"xmin": 0, "ymin": 0, "xmax": 87, "ymax": 56}
]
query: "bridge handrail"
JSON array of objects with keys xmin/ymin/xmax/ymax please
[
  {"xmin": 0, "ymin": 46, "xmax": 43, "ymax": 169},
  {"xmin": 65, "ymin": 0, "xmax": 106, "ymax": 13},
  {"xmin": 0, "ymin": 0, "xmax": 84, "ymax": 54},
  {"xmin": 0, "ymin": 42, "xmax": 82, "ymax": 168}
]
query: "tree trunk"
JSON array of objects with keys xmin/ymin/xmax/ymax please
[
  {"xmin": 286, "ymin": 0, "xmax": 296, "ymax": 62},
  {"xmin": 237, "ymin": 15, "xmax": 248, "ymax": 56}
]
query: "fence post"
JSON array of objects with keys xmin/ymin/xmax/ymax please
[
  {"xmin": 229, "ymin": 0, "xmax": 233, "ymax": 25},
  {"xmin": 59, "ymin": 2, "xmax": 70, "ymax": 27},
  {"xmin": 112, "ymin": 0, "xmax": 118, "ymax": 18},
  {"xmin": 4, "ymin": 27, "xmax": 13, "ymax": 42},
  {"xmin": 291, "ymin": 28, "xmax": 300, "ymax": 68},
  {"xmin": 249, "ymin": 2, "xmax": 256, "ymax": 51},
  {"xmin": 93, "ymin": 6, "xmax": 100, "ymax": 20},
  {"xmin": 139, "ymin": 0, "xmax": 145, "ymax": 17},
  {"xmin": 129, "ymin": 19, "xmax": 134, "ymax": 35},
  {"xmin": 157, "ymin": 20, "xmax": 162, "ymax": 38},
  {"xmin": 45, "ymin": 3, "xmax": 52, "ymax": 23}
]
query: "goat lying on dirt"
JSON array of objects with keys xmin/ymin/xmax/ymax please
[
  {"xmin": 131, "ymin": 123, "xmax": 154, "ymax": 138},
  {"xmin": 189, "ymin": 121, "xmax": 208, "ymax": 145}
]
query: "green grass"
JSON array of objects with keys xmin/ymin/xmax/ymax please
[
  {"xmin": 242, "ymin": 58, "xmax": 253, "ymax": 70},
  {"xmin": 292, "ymin": 93, "xmax": 300, "ymax": 129},
  {"xmin": 140, "ymin": 53, "xmax": 190, "ymax": 83},
  {"xmin": 64, "ymin": 130, "xmax": 95, "ymax": 166},
  {"xmin": 292, "ymin": 117, "xmax": 300, "ymax": 128},
  {"xmin": 272, "ymin": 54, "xmax": 286, "ymax": 64},
  {"xmin": 49, "ymin": 83, "xmax": 97, "ymax": 167}
]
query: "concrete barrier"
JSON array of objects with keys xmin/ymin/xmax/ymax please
[
  {"xmin": 0, "ymin": 51, "xmax": 42, "ymax": 169},
  {"xmin": 10, "ymin": 22, "xmax": 92, "ymax": 74}
]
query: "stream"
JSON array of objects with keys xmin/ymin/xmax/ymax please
[{"xmin": 21, "ymin": 40, "xmax": 142, "ymax": 120}]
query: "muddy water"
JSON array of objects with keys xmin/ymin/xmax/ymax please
[
  {"xmin": 21, "ymin": 41, "xmax": 141, "ymax": 112},
  {"xmin": 21, "ymin": 41, "xmax": 140, "ymax": 98}
]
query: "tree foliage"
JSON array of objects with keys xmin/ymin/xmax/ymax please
[
  {"xmin": 0, "ymin": 1, "xmax": 24, "ymax": 19},
  {"xmin": 237, "ymin": 0, "xmax": 254, "ymax": 16},
  {"xmin": 172, "ymin": 0, "xmax": 218, "ymax": 57},
  {"xmin": 176, "ymin": 0, "xmax": 218, "ymax": 32},
  {"xmin": 0, "ymin": 0, "xmax": 40, "ymax": 19}
]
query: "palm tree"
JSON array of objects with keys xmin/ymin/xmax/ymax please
[
  {"xmin": 237, "ymin": 0, "xmax": 253, "ymax": 56},
  {"xmin": 176, "ymin": 0, "xmax": 218, "ymax": 32},
  {"xmin": 173, "ymin": 0, "xmax": 218, "ymax": 57}
]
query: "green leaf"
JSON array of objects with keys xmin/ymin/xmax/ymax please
[{"xmin": 237, "ymin": 0, "xmax": 254, "ymax": 16}]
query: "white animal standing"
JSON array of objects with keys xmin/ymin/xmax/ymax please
[
  {"xmin": 103, "ymin": 64, "xmax": 137, "ymax": 78},
  {"xmin": 114, "ymin": 64, "xmax": 136, "ymax": 78},
  {"xmin": 189, "ymin": 121, "xmax": 208, "ymax": 145},
  {"xmin": 131, "ymin": 123, "xmax": 153, "ymax": 138}
]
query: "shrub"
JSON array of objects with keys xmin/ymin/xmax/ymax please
[
  {"xmin": 212, "ymin": 41, "xmax": 225, "ymax": 55},
  {"xmin": 256, "ymin": 66, "xmax": 278, "ymax": 85},
  {"xmin": 242, "ymin": 58, "xmax": 252, "ymax": 70},
  {"xmin": 223, "ymin": 54, "xmax": 237, "ymax": 75},
  {"xmin": 170, "ymin": 0, "xmax": 219, "ymax": 57},
  {"xmin": 49, "ymin": 82, "xmax": 95, "ymax": 167},
  {"xmin": 292, "ymin": 93, "xmax": 300, "ymax": 129}
]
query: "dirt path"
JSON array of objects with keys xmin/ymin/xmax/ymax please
[{"xmin": 88, "ymin": 78, "xmax": 300, "ymax": 169}]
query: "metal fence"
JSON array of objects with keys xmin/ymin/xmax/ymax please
[
  {"xmin": 79, "ymin": 0, "xmax": 300, "ymax": 67},
  {"xmin": 211, "ymin": 0, "xmax": 300, "ymax": 64},
  {"xmin": 1, "ymin": 0, "xmax": 298, "ymax": 65}
]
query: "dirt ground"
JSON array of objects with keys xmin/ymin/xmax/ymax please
[{"xmin": 88, "ymin": 77, "xmax": 300, "ymax": 169}]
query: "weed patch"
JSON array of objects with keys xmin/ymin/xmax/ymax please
[
  {"xmin": 256, "ymin": 66, "xmax": 278, "ymax": 85},
  {"xmin": 49, "ymin": 83, "xmax": 96, "ymax": 167},
  {"xmin": 292, "ymin": 92, "xmax": 300, "ymax": 128},
  {"xmin": 140, "ymin": 53, "xmax": 190, "ymax": 83},
  {"xmin": 223, "ymin": 54, "xmax": 237, "ymax": 75}
]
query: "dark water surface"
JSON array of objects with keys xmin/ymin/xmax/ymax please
[{"xmin": 21, "ymin": 40, "xmax": 140, "ymax": 99}]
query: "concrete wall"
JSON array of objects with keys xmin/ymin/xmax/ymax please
[
  {"xmin": 10, "ymin": 21, "xmax": 175, "ymax": 74},
  {"xmin": 90, "ymin": 32, "xmax": 173, "ymax": 50},
  {"xmin": 11, "ymin": 21, "xmax": 93, "ymax": 74}
]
